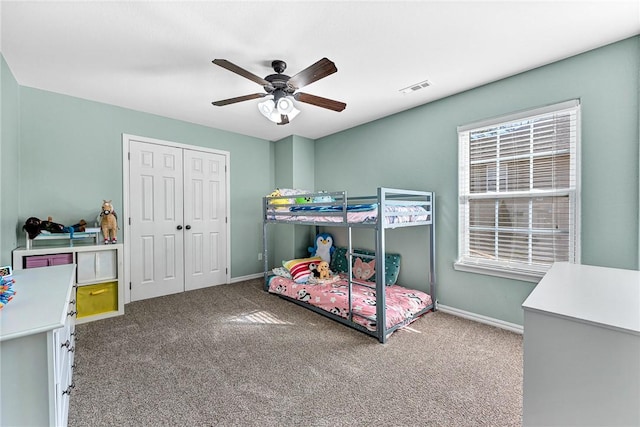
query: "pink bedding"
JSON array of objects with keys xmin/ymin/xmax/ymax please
[{"xmin": 268, "ymin": 274, "xmax": 432, "ymax": 331}]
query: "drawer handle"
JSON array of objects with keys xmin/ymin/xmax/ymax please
[
  {"xmin": 62, "ymin": 383, "xmax": 75, "ymax": 395},
  {"xmin": 61, "ymin": 341, "xmax": 75, "ymax": 353},
  {"xmin": 67, "ymin": 310, "xmax": 77, "ymax": 317},
  {"xmin": 71, "ymin": 330, "xmax": 78, "ymax": 341},
  {"xmin": 70, "ymin": 299, "xmax": 76, "ymax": 305},
  {"xmin": 90, "ymin": 289, "xmax": 107, "ymax": 296}
]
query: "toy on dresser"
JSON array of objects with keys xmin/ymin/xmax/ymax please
[
  {"xmin": 99, "ymin": 200, "xmax": 119, "ymax": 244},
  {"xmin": 0, "ymin": 266, "xmax": 16, "ymax": 309},
  {"xmin": 22, "ymin": 216, "xmax": 87, "ymax": 240}
]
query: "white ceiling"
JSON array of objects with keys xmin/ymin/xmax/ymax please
[{"xmin": 1, "ymin": 1, "xmax": 639, "ymax": 141}]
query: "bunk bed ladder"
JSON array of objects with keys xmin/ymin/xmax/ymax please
[
  {"xmin": 429, "ymin": 193, "xmax": 436, "ymax": 307},
  {"xmin": 376, "ymin": 187, "xmax": 387, "ymax": 343},
  {"xmin": 262, "ymin": 197, "xmax": 270, "ymax": 291}
]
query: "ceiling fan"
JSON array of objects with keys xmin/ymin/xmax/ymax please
[{"xmin": 211, "ymin": 58, "xmax": 346, "ymax": 125}]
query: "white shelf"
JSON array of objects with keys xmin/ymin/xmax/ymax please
[{"xmin": 12, "ymin": 243, "xmax": 124, "ymax": 324}]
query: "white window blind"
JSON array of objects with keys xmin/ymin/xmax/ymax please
[{"xmin": 456, "ymin": 100, "xmax": 580, "ymax": 281}]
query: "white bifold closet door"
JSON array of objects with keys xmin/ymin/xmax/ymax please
[{"xmin": 129, "ymin": 141, "xmax": 227, "ymax": 302}]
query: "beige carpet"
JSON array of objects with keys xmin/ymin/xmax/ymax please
[{"xmin": 68, "ymin": 278, "xmax": 523, "ymax": 426}]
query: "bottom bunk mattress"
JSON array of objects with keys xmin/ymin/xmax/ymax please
[{"xmin": 267, "ymin": 274, "xmax": 432, "ymax": 332}]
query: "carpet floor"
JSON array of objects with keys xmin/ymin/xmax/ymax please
[{"xmin": 68, "ymin": 278, "xmax": 523, "ymax": 426}]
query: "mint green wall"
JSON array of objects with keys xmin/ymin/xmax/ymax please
[
  {"xmin": 315, "ymin": 36, "xmax": 640, "ymax": 326},
  {"xmin": 291, "ymin": 135, "xmax": 315, "ymax": 191},
  {"xmin": 0, "ymin": 56, "xmax": 20, "ymax": 266},
  {"xmin": 271, "ymin": 135, "xmax": 315, "ymax": 263},
  {"xmin": 17, "ymin": 87, "xmax": 272, "ymax": 278},
  {"xmin": 3, "ymin": 37, "xmax": 638, "ymax": 325}
]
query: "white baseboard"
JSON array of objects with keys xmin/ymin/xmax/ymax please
[
  {"xmin": 230, "ymin": 273, "xmax": 263, "ymax": 284},
  {"xmin": 437, "ymin": 304, "xmax": 524, "ymax": 334}
]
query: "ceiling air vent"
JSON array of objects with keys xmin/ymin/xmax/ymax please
[{"xmin": 400, "ymin": 80, "xmax": 432, "ymax": 94}]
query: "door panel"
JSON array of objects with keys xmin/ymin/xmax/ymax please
[
  {"xmin": 130, "ymin": 141, "xmax": 185, "ymax": 301},
  {"xmin": 184, "ymin": 150, "xmax": 227, "ymax": 291}
]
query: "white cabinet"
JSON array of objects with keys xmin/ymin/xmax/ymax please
[
  {"xmin": 76, "ymin": 249, "xmax": 117, "ymax": 284},
  {"xmin": 12, "ymin": 243, "xmax": 124, "ymax": 323},
  {"xmin": 522, "ymin": 262, "xmax": 640, "ymax": 427},
  {"xmin": 0, "ymin": 264, "xmax": 77, "ymax": 426}
]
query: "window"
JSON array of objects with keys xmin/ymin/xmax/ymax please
[{"xmin": 455, "ymin": 100, "xmax": 580, "ymax": 282}]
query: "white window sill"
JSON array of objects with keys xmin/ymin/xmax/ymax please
[{"xmin": 453, "ymin": 261, "xmax": 544, "ymax": 283}]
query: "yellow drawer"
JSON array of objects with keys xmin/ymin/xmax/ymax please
[{"xmin": 77, "ymin": 282, "xmax": 118, "ymax": 318}]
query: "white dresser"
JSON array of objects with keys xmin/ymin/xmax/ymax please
[
  {"xmin": 522, "ymin": 262, "xmax": 640, "ymax": 426},
  {"xmin": 0, "ymin": 264, "xmax": 77, "ymax": 427}
]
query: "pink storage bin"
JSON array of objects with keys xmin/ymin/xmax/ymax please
[{"xmin": 24, "ymin": 253, "xmax": 73, "ymax": 269}]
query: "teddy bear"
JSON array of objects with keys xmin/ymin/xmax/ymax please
[{"xmin": 317, "ymin": 261, "xmax": 331, "ymax": 280}]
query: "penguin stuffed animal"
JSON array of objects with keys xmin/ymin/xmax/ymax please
[{"xmin": 308, "ymin": 233, "xmax": 335, "ymax": 264}]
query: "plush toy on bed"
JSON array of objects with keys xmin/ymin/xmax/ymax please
[
  {"xmin": 308, "ymin": 233, "xmax": 334, "ymax": 264},
  {"xmin": 267, "ymin": 189, "xmax": 289, "ymax": 210},
  {"xmin": 353, "ymin": 257, "xmax": 376, "ymax": 281},
  {"xmin": 308, "ymin": 262, "xmax": 321, "ymax": 278},
  {"xmin": 317, "ymin": 261, "xmax": 331, "ymax": 280}
]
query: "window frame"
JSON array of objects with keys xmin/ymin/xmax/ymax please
[{"xmin": 454, "ymin": 100, "xmax": 581, "ymax": 282}]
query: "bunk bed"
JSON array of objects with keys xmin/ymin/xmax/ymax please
[{"xmin": 262, "ymin": 187, "xmax": 436, "ymax": 343}]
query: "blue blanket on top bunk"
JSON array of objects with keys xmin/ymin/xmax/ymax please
[{"xmin": 289, "ymin": 203, "xmax": 377, "ymax": 212}]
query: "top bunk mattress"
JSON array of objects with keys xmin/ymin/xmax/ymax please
[{"xmin": 264, "ymin": 188, "xmax": 433, "ymax": 226}]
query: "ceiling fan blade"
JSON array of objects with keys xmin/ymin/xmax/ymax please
[
  {"xmin": 211, "ymin": 93, "xmax": 265, "ymax": 106},
  {"xmin": 277, "ymin": 115, "xmax": 290, "ymax": 125},
  {"xmin": 212, "ymin": 59, "xmax": 270, "ymax": 86},
  {"xmin": 287, "ymin": 58, "xmax": 337, "ymax": 89},
  {"xmin": 294, "ymin": 92, "xmax": 346, "ymax": 112}
]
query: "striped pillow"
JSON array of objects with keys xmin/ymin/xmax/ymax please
[{"xmin": 283, "ymin": 256, "xmax": 322, "ymax": 283}]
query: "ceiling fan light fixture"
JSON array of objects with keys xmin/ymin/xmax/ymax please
[
  {"xmin": 213, "ymin": 57, "xmax": 345, "ymax": 125},
  {"xmin": 258, "ymin": 96, "xmax": 275, "ymax": 118},
  {"xmin": 276, "ymin": 96, "xmax": 294, "ymax": 115},
  {"xmin": 288, "ymin": 106, "xmax": 300, "ymax": 121},
  {"xmin": 258, "ymin": 95, "xmax": 300, "ymax": 124}
]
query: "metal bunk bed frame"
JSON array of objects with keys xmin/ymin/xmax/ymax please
[{"xmin": 262, "ymin": 187, "xmax": 436, "ymax": 343}]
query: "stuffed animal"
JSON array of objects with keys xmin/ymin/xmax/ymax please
[
  {"xmin": 317, "ymin": 261, "xmax": 331, "ymax": 280},
  {"xmin": 313, "ymin": 192, "xmax": 334, "ymax": 203},
  {"xmin": 295, "ymin": 196, "xmax": 312, "ymax": 204},
  {"xmin": 267, "ymin": 189, "xmax": 289, "ymax": 210},
  {"xmin": 100, "ymin": 200, "xmax": 119, "ymax": 244},
  {"xmin": 308, "ymin": 233, "xmax": 334, "ymax": 263},
  {"xmin": 308, "ymin": 262, "xmax": 321, "ymax": 278},
  {"xmin": 353, "ymin": 257, "xmax": 376, "ymax": 281}
]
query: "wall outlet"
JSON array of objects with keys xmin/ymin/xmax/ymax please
[{"xmin": 258, "ymin": 253, "xmax": 263, "ymax": 261}]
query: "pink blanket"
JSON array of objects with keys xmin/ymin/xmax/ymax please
[{"xmin": 268, "ymin": 274, "xmax": 432, "ymax": 331}]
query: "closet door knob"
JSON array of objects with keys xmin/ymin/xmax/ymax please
[
  {"xmin": 177, "ymin": 225, "xmax": 183, "ymax": 230},
  {"xmin": 185, "ymin": 225, "xmax": 191, "ymax": 230}
]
